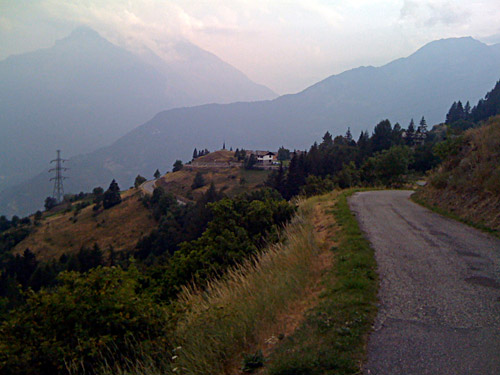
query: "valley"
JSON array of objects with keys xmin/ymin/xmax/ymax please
[{"xmin": 1, "ymin": 11, "xmax": 500, "ymax": 375}]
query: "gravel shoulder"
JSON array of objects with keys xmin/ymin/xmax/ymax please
[{"xmin": 349, "ymin": 190, "xmax": 500, "ymax": 375}]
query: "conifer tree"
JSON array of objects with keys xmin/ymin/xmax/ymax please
[
  {"xmin": 102, "ymin": 179, "xmax": 121, "ymax": 209},
  {"xmin": 154, "ymin": 169, "xmax": 161, "ymax": 179},
  {"xmin": 345, "ymin": 127, "xmax": 353, "ymax": 143},
  {"xmin": 173, "ymin": 160, "xmax": 183, "ymax": 172},
  {"xmin": 406, "ymin": 119, "xmax": 415, "ymax": 146},
  {"xmin": 418, "ymin": 116, "xmax": 428, "ymax": 134}
]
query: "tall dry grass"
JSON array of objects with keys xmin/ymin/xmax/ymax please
[{"xmin": 170, "ymin": 199, "xmax": 321, "ymax": 375}]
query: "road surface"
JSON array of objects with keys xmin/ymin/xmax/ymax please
[
  {"xmin": 141, "ymin": 179, "xmax": 156, "ymax": 194},
  {"xmin": 349, "ymin": 190, "xmax": 500, "ymax": 375},
  {"xmin": 140, "ymin": 179, "xmax": 186, "ymax": 205}
]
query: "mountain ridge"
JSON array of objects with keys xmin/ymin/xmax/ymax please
[
  {"xmin": 2, "ymin": 36, "xmax": 500, "ymax": 216},
  {"xmin": 0, "ymin": 26, "xmax": 276, "ymax": 191}
]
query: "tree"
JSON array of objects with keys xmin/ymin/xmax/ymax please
[
  {"xmin": 464, "ymin": 101, "xmax": 471, "ymax": 118},
  {"xmin": 284, "ymin": 152, "xmax": 306, "ymax": 199},
  {"xmin": 153, "ymin": 169, "xmax": 161, "ymax": 179},
  {"xmin": 345, "ymin": 127, "xmax": 354, "ymax": 145},
  {"xmin": 102, "ymin": 179, "xmax": 121, "ymax": 209},
  {"xmin": 173, "ymin": 160, "xmax": 183, "ymax": 172},
  {"xmin": 191, "ymin": 172, "xmax": 206, "ymax": 190},
  {"xmin": 192, "ymin": 148, "xmax": 198, "ymax": 160},
  {"xmin": 0, "ymin": 265, "xmax": 169, "ymax": 375},
  {"xmin": 44, "ymin": 196, "xmax": 57, "ymax": 211},
  {"xmin": 277, "ymin": 146, "xmax": 291, "ymax": 161},
  {"xmin": 34, "ymin": 211, "xmax": 42, "ymax": 223},
  {"xmin": 92, "ymin": 187, "xmax": 104, "ymax": 204},
  {"xmin": 244, "ymin": 154, "xmax": 257, "ymax": 170},
  {"xmin": 405, "ymin": 119, "xmax": 416, "ymax": 146},
  {"xmin": 371, "ymin": 119, "xmax": 393, "ymax": 153},
  {"xmin": 418, "ymin": 116, "xmax": 428, "ymax": 134},
  {"xmin": 265, "ymin": 163, "xmax": 286, "ymax": 196},
  {"xmin": 134, "ymin": 175, "xmax": 147, "ymax": 188},
  {"xmin": 235, "ymin": 149, "xmax": 246, "ymax": 161},
  {"xmin": 362, "ymin": 145, "xmax": 413, "ymax": 186}
]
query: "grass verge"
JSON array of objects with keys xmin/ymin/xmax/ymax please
[
  {"xmin": 170, "ymin": 197, "xmax": 323, "ymax": 375},
  {"xmin": 411, "ymin": 191, "xmax": 499, "ymax": 238},
  {"xmin": 266, "ymin": 189, "xmax": 378, "ymax": 375}
]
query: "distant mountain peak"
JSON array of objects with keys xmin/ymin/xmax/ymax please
[
  {"xmin": 56, "ymin": 26, "xmax": 104, "ymax": 45},
  {"xmin": 411, "ymin": 36, "xmax": 486, "ymax": 57}
]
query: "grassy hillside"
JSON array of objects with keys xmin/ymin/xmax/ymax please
[
  {"xmin": 13, "ymin": 189, "xmax": 155, "ymax": 261},
  {"xmin": 414, "ymin": 115, "xmax": 500, "ymax": 233},
  {"xmin": 157, "ymin": 150, "xmax": 270, "ymax": 202},
  {"xmin": 132, "ymin": 190, "xmax": 377, "ymax": 375},
  {"xmin": 13, "ymin": 150, "xmax": 270, "ymax": 260}
]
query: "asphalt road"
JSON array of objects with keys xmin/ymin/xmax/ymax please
[
  {"xmin": 141, "ymin": 179, "xmax": 157, "ymax": 194},
  {"xmin": 349, "ymin": 190, "xmax": 500, "ymax": 375}
]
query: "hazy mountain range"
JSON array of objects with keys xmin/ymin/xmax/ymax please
[
  {"xmin": 1, "ymin": 35, "xmax": 500, "ymax": 217},
  {"xmin": 0, "ymin": 27, "xmax": 275, "ymax": 191}
]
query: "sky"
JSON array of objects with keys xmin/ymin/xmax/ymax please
[{"xmin": 1, "ymin": 0, "xmax": 500, "ymax": 94}]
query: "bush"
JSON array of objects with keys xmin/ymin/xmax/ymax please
[
  {"xmin": 0, "ymin": 265, "xmax": 171, "ymax": 375},
  {"xmin": 134, "ymin": 175, "xmax": 147, "ymax": 188},
  {"xmin": 242, "ymin": 350, "xmax": 265, "ymax": 372},
  {"xmin": 191, "ymin": 172, "xmax": 205, "ymax": 190}
]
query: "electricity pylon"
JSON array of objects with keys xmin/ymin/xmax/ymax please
[{"xmin": 49, "ymin": 150, "xmax": 69, "ymax": 203}]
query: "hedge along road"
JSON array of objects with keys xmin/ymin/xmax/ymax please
[{"xmin": 349, "ymin": 190, "xmax": 500, "ymax": 375}]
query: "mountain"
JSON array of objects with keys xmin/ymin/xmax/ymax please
[
  {"xmin": 3, "ymin": 37, "xmax": 500, "ymax": 217},
  {"xmin": 0, "ymin": 27, "xmax": 276, "ymax": 191}
]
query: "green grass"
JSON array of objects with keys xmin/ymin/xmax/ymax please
[
  {"xmin": 411, "ymin": 191, "xmax": 500, "ymax": 238},
  {"xmin": 266, "ymin": 189, "xmax": 378, "ymax": 375}
]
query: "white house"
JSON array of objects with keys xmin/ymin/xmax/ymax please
[{"xmin": 256, "ymin": 152, "xmax": 276, "ymax": 164}]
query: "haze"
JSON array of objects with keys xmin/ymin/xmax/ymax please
[{"xmin": 1, "ymin": 0, "xmax": 500, "ymax": 94}]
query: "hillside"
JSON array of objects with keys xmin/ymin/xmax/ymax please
[
  {"xmin": 12, "ymin": 151, "xmax": 270, "ymax": 260},
  {"xmin": 2, "ymin": 37, "xmax": 500, "ymax": 217},
  {"xmin": 0, "ymin": 27, "xmax": 275, "ymax": 193},
  {"xmin": 12, "ymin": 189, "xmax": 155, "ymax": 261},
  {"xmin": 415, "ymin": 116, "xmax": 500, "ymax": 232}
]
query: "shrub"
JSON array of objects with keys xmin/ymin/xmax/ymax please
[
  {"xmin": 191, "ymin": 172, "xmax": 205, "ymax": 190},
  {"xmin": 242, "ymin": 350, "xmax": 265, "ymax": 372},
  {"xmin": 0, "ymin": 265, "xmax": 172, "ymax": 375}
]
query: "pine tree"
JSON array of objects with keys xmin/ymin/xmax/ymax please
[
  {"xmin": 267, "ymin": 163, "xmax": 286, "ymax": 197},
  {"xmin": 446, "ymin": 102, "xmax": 457, "ymax": 124},
  {"xmin": 406, "ymin": 119, "xmax": 416, "ymax": 146},
  {"xmin": 371, "ymin": 119, "xmax": 393, "ymax": 152},
  {"xmin": 154, "ymin": 169, "xmax": 161, "ymax": 179},
  {"xmin": 173, "ymin": 160, "xmax": 183, "ymax": 172},
  {"xmin": 418, "ymin": 116, "xmax": 427, "ymax": 134},
  {"xmin": 321, "ymin": 131, "xmax": 333, "ymax": 147},
  {"xmin": 464, "ymin": 101, "xmax": 471, "ymax": 118},
  {"xmin": 102, "ymin": 179, "xmax": 121, "ymax": 209},
  {"xmin": 193, "ymin": 148, "xmax": 198, "ymax": 160},
  {"xmin": 345, "ymin": 127, "xmax": 353, "ymax": 143}
]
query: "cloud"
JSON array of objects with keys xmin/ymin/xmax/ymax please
[
  {"xmin": 2, "ymin": 0, "xmax": 500, "ymax": 93},
  {"xmin": 0, "ymin": 17, "xmax": 14, "ymax": 32},
  {"xmin": 399, "ymin": 1, "xmax": 470, "ymax": 27}
]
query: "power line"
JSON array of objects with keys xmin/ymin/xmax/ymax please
[{"xmin": 49, "ymin": 150, "xmax": 69, "ymax": 203}]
